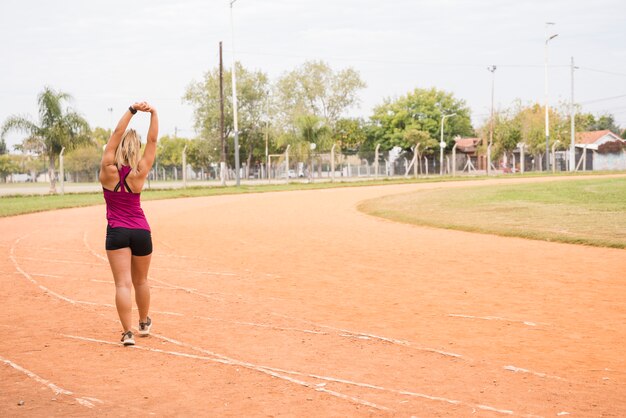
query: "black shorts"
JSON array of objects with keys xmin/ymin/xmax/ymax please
[{"xmin": 105, "ymin": 226, "xmax": 153, "ymax": 256}]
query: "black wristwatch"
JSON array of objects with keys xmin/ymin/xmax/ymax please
[{"xmin": 129, "ymin": 106, "xmax": 137, "ymax": 114}]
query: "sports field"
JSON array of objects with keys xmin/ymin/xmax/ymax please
[{"xmin": 1, "ymin": 175, "xmax": 625, "ymax": 416}]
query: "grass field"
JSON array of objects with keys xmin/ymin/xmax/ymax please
[{"xmin": 359, "ymin": 177, "xmax": 626, "ymax": 248}]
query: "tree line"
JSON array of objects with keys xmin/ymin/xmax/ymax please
[{"xmin": 2, "ymin": 61, "xmax": 625, "ymax": 191}]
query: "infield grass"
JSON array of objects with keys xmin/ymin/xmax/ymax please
[{"xmin": 358, "ymin": 177, "xmax": 626, "ymax": 249}]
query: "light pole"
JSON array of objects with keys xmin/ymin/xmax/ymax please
[
  {"xmin": 230, "ymin": 0, "xmax": 241, "ymax": 186},
  {"xmin": 544, "ymin": 22, "xmax": 558, "ymax": 171},
  {"xmin": 440, "ymin": 113, "xmax": 456, "ymax": 175},
  {"xmin": 487, "ymin": 65, "xmax": 496, "ymax": 175}
]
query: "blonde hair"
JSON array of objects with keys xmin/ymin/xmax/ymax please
[{"xmin": 115, "ymin": 129, "xmax": 142, "ymax": 171}]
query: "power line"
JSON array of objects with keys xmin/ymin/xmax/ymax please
[
  {"xmin": 578, "ymin": 67, "xmax": 626, "ymax": 77},
  {"xmin": 580, "ymin": 94, "xmax": 626, "ymax": 105},
  {"xmin": 235, "ymin": 50, "xmax": 569, "ymax": 69}
]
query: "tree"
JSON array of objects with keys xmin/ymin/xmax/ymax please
[
  {"xmin": 157, "ymin": 135, "xmax": 189, "ymax": 170},
  {"xmin": 0, "ymin": 139, "xmax": 6, "ymax": 155},
  {"xmin": 274, "ymin": 60, "xmax": 366, "ymax": 131},
  {"xmin": 65, "ymin": 144, "xmax": 101, "ymax": 182},
  {"xmin": 576, "ymin": 112, "xmax": 621, "ymax": 135},
  {"xmin": 368, "ymin": 87, "xmax": 474, "ymax": 154},
  {"xmin": 186, "ymin": 138, "xmax": 219, "ymax": 176},
  {"xmin": 333, "ymin": 118, "xmax": 367, "ymax": 153},
  {"xmin": 1, "ymin": 86, "xmax": 90, "ymax": 193},
  {"xmin": 275, "ymin": 114, "xmax": 332, "ymax": 162},
  {"xmin": 0, "ymin": 154, "xmax": 19, "ymax": 182},
  {"xmin": 183, "ymin": 62, "xmax": 269, "ymax": 172}
]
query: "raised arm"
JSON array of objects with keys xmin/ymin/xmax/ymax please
[
  {"xmin": 101, "ymin": 102, "xmax": 147, "ymax": 169},
  {"xmin": 136, "ymin": 105, "xmax": 159, "ymax": 178}
]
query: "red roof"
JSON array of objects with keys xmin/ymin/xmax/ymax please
[
  {"xmin": 455, "ymin": 137, "xmax": 480, "ymax": 148},
  {"xmin": 576, "ymin": 130, "xmax": 618, "ymax": 144}
]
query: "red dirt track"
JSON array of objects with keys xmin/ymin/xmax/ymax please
[{"xmin": 1, "ymin": 176, "xmax": 625, "ymax": 417}]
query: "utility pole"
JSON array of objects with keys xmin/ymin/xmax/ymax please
[
  {"xmin": 230, "ymin": 0, "xmax": 240, "ymax": 186},
  {"xmin": 487, "ymin": 65, "xmax": 497, "ymax": 175},
  {"xmin": 544, "ymin": 22, "xmax": 558, "ymax": 171},
  {"xmin": 219, "ymin": 41, "xmax": 226, "ymax": 186},
  {"xmin": 570, "ymin": 57, "xmax": 577, "ymax": 172}
]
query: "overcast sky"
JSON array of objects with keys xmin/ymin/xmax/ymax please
[{"xmin": 2, "ymin": 0, "xmax": 625, "ymax": 150}]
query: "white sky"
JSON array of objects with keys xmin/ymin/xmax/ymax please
[{"xmin": 2, "ymin": 0, "xmax": 625, "ymax": 150}]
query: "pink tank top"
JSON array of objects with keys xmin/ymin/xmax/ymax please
[{"xmin": 103, "ymin": 165, "xmax": 151, "ymax": 231}]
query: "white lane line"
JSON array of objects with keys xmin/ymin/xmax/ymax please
[
  {"xmin": 448, "ymin": 314, "xmax": 549, "ymax": 327},
  {"xmin": 193, "ymin": 316, "xmax": 327, "ymax": 335},
  {"xmin": 151, "ymin": 265, "xmax": 236, "ymax": 276},
  {"xmin": 30, "ymin": 273, "xmax": 63, "ymax": 278},
  {"xmin": 89, "ymin": 279, "xmax": 174, "ymax": 290},
  {"xmin": 17, "ymin": 232, "xmax": 514, "ymax": 416},
  {"xmin": 0, "ymin": 354, "xmax": 101, "ymax": 408},
  {"xmin": 64, "ymin": 333, "xmax": 522, "ymax": 416},
  {"xmin": 503, "ymin": 365, "xmax": 566, "ymax": 381},
  {"xmin": 85, "ymin": 232, "xmax": 220, "ymax": 299},
  {"xmin": 272, "ymin": 313, "xmax": 464, "ymax": 359},
  {"xmin": 15, "ymin": 256, "xmax": 103, "ymax": 267},
  {"xmin": 11, "ymin": 246, "xmax": 183, "ymax": 317},
  {"xmin": 62, "ymin": 334, "xmax": 393, "ymax": 412}
]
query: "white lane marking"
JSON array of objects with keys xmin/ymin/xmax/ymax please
[
  {"xmin": 89, "ymin": 279, "xmax": 173, "ymax": 290},
  {"xmin": 476, "ymin": 404, "xmax": 514, "ymax": 415},
  {"xmin": 448, "ymin": 314, "xmax": 549, "ymax": 327},
  {"xmin": 151, "ymin": 266, "xmax": 236, "ymax": 276},
  {"xmin": 15, "ymin": 256, "xmax": 103, "ymax": 267},
  {"xmin": 10, "ymin": 250, "xmax": 183, "ymax": 317},
  {"xmin": 273, "ymin": 313, "xmax": 463, "ymax": 359},
  {"xmin": 193, "ymin": 316, "xmax": 327, "ymax": 335},
  {"xmin": 63, "ymin": 334, "xmax": 393, "ymax": 412},
  {"xmin": 0, "ymin": 355, "xmax": 100, "ymax": 408},
  {"xmin": 503, "ymin": 365, "xmax": 566, "ymax": 381},
  {"xmin": 30, "ymin": 273, "xmax": 63, "ymax": 278}
]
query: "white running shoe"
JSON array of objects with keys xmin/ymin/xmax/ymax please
[
  {"xmin": 121, "ymin": 330, "xmax": 135, "ymax": 346},
  {"xmin": 138, "ymin": 316, "xmax": 152, "ymax": 336}
]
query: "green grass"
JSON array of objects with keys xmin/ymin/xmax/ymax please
[{"xmin": 358, "ymin": 177, "xmax": 626, "ymax": 249}]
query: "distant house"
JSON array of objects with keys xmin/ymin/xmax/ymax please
[
  {"xmin": 453, "ymin": 137, "xmax": 486, "ymax": 170},
  {"xmin": 576, "ymin": 130, "xmax": 626, "ymax": 171}
]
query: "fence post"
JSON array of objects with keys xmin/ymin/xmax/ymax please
[
  {"xmin": 182, "ymin": 145, "xmax": 188, "ymax": 188},
  {"xmin": 551, "ymin": 140, "xmax": 560, "ymax": 173},
  {"xmin": 424, "ymin": 156, "xmax": 429, "ymax": 175},
  {"xmin": 285, "ymin": 145, "xmax": 290, "ymax": 184},
  {"xmin": 520, "ymin": 144, "xmax": 525, "ymax": 174},
  {"xmin": 330, "ymin": 144, "xmax": 336, "ymax": 182},
  {"xmin": 414, "ymin": 143, "xmax": 420, "ymax": 178},
  {"xmin": 373, "ymin": 145, "xmax": 378, "ymax": 178},
  {"xmin": 452, "ymin": 143, "xmax": 457, "ymax": 177},
  {"xmin": 59, "ymin": 147, "xmax": 65, "ymax": 195}
]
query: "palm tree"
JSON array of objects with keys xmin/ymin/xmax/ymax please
[{"xmin": 1, "ymin": 86, "xmax": 90, "ymax": 193}]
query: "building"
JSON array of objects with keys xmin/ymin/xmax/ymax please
[{"xmin": 576, "ymin": 130, "xmax": 626, "ymax": 171}]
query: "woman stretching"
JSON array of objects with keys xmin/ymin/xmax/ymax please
[{"xmin": 100, "ymin": 102, "xmax": 158, "ymax": 346}]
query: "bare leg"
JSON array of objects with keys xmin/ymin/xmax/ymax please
[
  {"xmin": 107, "ymin": 248, "xmax": 133, "ymax": 332},
  {"xmin": 131, "ymin": 254, "xmax": 151, "ymax": 323}
]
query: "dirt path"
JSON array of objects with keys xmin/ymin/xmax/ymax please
[{"xmin": 1, "ymin": 175, "xmax": 625, "ymax": 417}]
